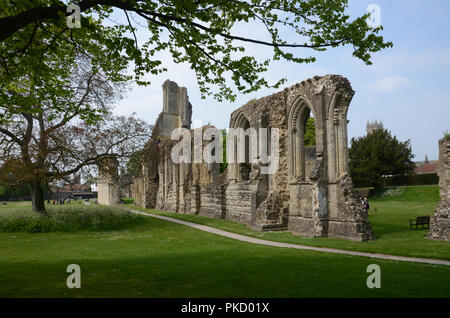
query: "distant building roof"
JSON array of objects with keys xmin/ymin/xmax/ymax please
[
  {"xmin": 72, "ymin": 191, "xmax": 96, "ymax": 195},
  {"xmin": 51, "ymin": 183, "xmax": 91, "ymax": 193},
  {"xmin": 414, "ymin": 162, "xmax": 438, "ymax": 174}
]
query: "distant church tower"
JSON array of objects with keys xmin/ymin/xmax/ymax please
[{"xmin": 366, "ymin": 120, "xmax": 384, "ymax": 134}]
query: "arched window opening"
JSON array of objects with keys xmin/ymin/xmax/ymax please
[
  {"xmin": 304, "ymin": 112, "xmax": 317, "ymax": 180},
  {"xmin": 238, "ymin": 117, "xmax": 251, "ymax": 181},
  {"xmin": 290, "ymin": 102, "xmax": 316, "ymax": 182}
]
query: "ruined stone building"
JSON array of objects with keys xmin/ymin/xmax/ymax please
[
  {"xmin": 428, "ymin": 137, "xmax": 450, "ymax": 241},
  {"xmin": 125, "ymin": 76, "xmax": 374, "ymax": 241}
]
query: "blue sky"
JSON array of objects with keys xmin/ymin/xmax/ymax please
[{"xmin": 112, "ymin": 0, "xmax": 450, "ymax": 161}]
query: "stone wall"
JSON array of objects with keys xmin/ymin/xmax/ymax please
[
  {"xmin": 154, "ymin": 80, "xmax": 192, "ymax": 137},
  {"xmin": 224, "ymin": 75, "xmax": 373, "ymax": 240},
  {"xmin": 199, "ymin": 184, "xmax": 225, "ymax": 219},
  {"xmin": 428, "ymin": 137, "xmax": 450, "ymax": 241},
  {"xmin": 119, "ymin": 173, "xmax": 134, "ymax": 198},
  {"xmin": 97, "ymin": 156, "xmax": 121, "ymax": 206}
]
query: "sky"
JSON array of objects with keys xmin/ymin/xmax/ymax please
[{"xmin": 111, "ymin": 0, "xmax": 450, "ymax": 161}]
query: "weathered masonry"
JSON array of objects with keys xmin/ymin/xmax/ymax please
[
  {"xmin": 125, "ymin": 76, "xmax": 374, "ymax": 241},
  {"xmin": 428, "ymin": 137, "xmax": 450, "ymax": 241},
  {"xmin": 97, "ymin": 155, "xmax": 121, "ymax": 206}
]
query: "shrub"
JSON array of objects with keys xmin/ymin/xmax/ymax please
[
  {"xmin": 444, "ymin": 130, "xmax": 450, "ymax": 141},
  {"xmin": 382, "ymin": 173, "xmax": 439, "ymax": 186}
]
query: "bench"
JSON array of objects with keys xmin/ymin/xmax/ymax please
[{"xmin": 410, "ymin": 216, "xmax": 430, "ymax": 230}]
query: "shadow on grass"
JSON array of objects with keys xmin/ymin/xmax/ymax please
[{"xmin": 1, "ymin": 239, "xmax": 449, "ymax": 298}]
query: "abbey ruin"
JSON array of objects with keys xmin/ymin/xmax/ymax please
[
  {"xmin": 99, "ymin": 76, "xmax": 375, "ymax": 241},
  {"xmin": 128, "ymin": 75, "xmax": 374, "ymax": 241}
]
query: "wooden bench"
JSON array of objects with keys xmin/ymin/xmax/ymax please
[{"xmin": 410, "ymin": 216, "xmax": 430, "ymax": 230}]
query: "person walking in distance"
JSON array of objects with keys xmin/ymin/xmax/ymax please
[{"xmin": 363, "ymin": 197, "xmax": 370, "ymax": 212}]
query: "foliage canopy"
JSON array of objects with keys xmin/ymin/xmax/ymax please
[{"xmin": 0, "ymin": 0, "xmax": 392, "ymax": 102}]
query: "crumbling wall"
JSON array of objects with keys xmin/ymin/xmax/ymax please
[
  {"xmin": 154, "ymin": 80, "xmax": 192, "ymax": 137},
  {"xmin": 144, "ymin": 125, "xmax": 224, "ymax": 217},
  {"xmin": 227, "ymin": 92, "xmax": 288, "ymax": 231},
  {"xmin": 131, "ymin": 76, "xmax": 373, "ymax": 242},
  {"xmin": 132, "ymin": 139, "xmax": 160, "ymax": 209},
  {"xmin": 428, "ymin": 137, "xmax": 450, "ymax": 241},
  {"xmin": 119, "ymin": 173, "xmax": 134, "ymax": 198},
  {"xmin": 142, "ymin": 139, "xmax": 160, "ymax": 209},
  {"xmin": 97, "ymin": 155, "xmax": 121, "ymax": 206},
  {"xmin": 133, "ymin": 176, "xmax": 144, "ymax": 207},
  {"xmin": 282, "ymin": 75, "xmax": 373, "ymax": 241}
]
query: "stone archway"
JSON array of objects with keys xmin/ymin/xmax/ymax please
[
  {"xmin": 228, "ymin": 111, "xmax": 253, "ymax": 182},
  {"xmin": 285, "ymin": 76, "xmax": 373, "ymax": 241},
  {"xmin": 288, "ymin": 98, "xmax": 317, "ymax": 183}
]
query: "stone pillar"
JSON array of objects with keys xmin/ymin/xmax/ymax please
[
  {"xmin": 428, "ymin": 137, "xmax": 450, "ymax": 241},
  {"xmin": 97, "ymin": 155, "xmax": 121, "ymax": 205},
  {"xmin": 156, "ymin": 80, "xmax": 192, "ymax": 136}
]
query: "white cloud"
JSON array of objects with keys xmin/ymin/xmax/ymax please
[{"xmin": 369, "ymin": 76, "xmax": 413, "ymax": 92}]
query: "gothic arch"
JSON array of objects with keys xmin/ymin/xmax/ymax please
[
  {"xmin": 229, "ymin": 111, "xmax": 252, "ymax": 181},
  {"xmin": 327, "ymin": 90, "xmax": 352, "ymax": 180},
  {"xmin": 288, "ymin": 97, "xmax": 316, "ymax": 182}
]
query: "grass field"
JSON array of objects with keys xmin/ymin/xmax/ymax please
[
  {"xmin": 365, "ymin": 185, "xmax": 441, "ymax": 202},
  {"xmin": 124, "ymin": 185, "xmax": 449, "ymax": 261},
  {"xmin": 126, "ymin": 201, "xmax": 449, "ymax": 260},
  {"xmin": 0, "ymin": 211, "xmax": 449, "ymax": 297},
  {"xmin": 0, "ymin": 186, "xmax": 448, "ymax": 297}
]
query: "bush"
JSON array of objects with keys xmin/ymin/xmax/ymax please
[
  {"xmin": 349, "ymin": 129, "xmax": 414, "ymax": 188},
  {"xmin": 0, "ymin": 205, "xmax": 146, "ymax": 233}
]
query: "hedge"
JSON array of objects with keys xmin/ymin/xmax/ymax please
[{"xmin": 382, "ymin": 173, "xmax": 439, "ymax": 186}]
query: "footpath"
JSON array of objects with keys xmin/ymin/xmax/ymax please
[{"xmin": 125, "ymin": 208, "xmax": 450, "ymax": 267}]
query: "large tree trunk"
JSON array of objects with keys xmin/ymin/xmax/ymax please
[{"xmin": 30, "ymin": 180, "xmax": 46, "ymax": 215}]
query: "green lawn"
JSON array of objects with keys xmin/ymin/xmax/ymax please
[
  {"xmin": 124, "ymin": 185, "xmax": 449, "ymax": 261},
  {"xmin": 367, "ymin": 185, "xmax": 441, "ymax": 202},
  {"xmin": 125, "ymin": 201, "xmax": 449, "ymax": 261},
  {"xmin": 0, "ymin": 213, "xmax": 449, "ymax": 297},
  {"xmin": 0, "ymin": 188, "xmax": 449, "ymax": 298}
]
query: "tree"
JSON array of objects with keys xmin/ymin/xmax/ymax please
[
  {"xmin": 0, "ymin": 182, "xmax": 32, "ymax": 200},
  {"xmin": 1, "ymin": 0, "xmax": 392, "ymax": 102},
  {"xmin": 349, "ymin": 129, "xmax": 415, "ymax": 188},
  {"xmin": 0, "ymin": 52, "xmax": 151, "ymax": 214},
  {"xmin": 0, "ymin": 0, "xmax": 392, "ymax": 213},
  {"xmin": 305, "ymin": 117, "xmax": 316, "ymax": 146}
]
